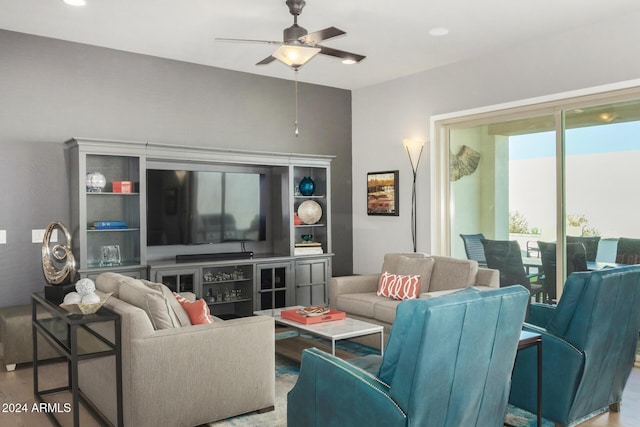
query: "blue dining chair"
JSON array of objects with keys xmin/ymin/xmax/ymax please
[{"xmin": 596, "ymin": 238, "xmax": 618, "ymax": 263}]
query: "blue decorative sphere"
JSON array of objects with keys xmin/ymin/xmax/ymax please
[{"xmin": 299, "ymin": 176, "xmax": 315, "ymax": 196}]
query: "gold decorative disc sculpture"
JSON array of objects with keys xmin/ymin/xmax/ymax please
[{"xmin": 42, "ymin": 221, "xmax": 77, "ymax": 285}]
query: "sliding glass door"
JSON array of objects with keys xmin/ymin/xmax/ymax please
[
  {"xmin": 443, "ymin": 93, "xmax": 640, "ymax": 305},
  {"xmin": 449, "ymin": 114, "xmax": 557, "ymax": 270},
  {"xmin": 440, "ymin": 92, "xmax": 640, "ymax": 364},
  {"xmin": 564, "ymin": 100, "xmax": 640, "ymax": 266}
]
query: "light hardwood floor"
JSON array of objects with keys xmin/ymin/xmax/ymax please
[
  {"xmin": 0, "ymin": 360, "xmax": 639, "ymax": 426},
  {"xmin": 0, "ymin": 359, "xmax": 105, "ymax": 427}
]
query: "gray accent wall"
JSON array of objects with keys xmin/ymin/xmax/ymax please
[{"xmin": 0, "ymin": 30, "xmax": 353, "ymax": 307}]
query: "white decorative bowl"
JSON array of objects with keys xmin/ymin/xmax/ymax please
[
  {"xmin": 60, "ymin": 292, "xmax": 112, "ymax": 315},
  {"xmin": 297, "ymin": 200, "xmax": 322, "ymax": 225}
]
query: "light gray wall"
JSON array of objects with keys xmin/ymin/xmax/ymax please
[
  {"xmin": 0, "ymin": 29, "xmax": 353, "ymax": 307},
  {"xmin": 352, "ymin": 11, "xmax": 640, "ymax": 273}
]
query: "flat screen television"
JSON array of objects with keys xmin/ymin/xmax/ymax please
[{"xmin": 147, "ymin": 168, "xmax": 267, "ymax": 246}]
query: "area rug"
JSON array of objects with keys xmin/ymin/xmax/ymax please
[{"xmin": 209, "ymin": 336, "xmax": 551, "ymax": 427}]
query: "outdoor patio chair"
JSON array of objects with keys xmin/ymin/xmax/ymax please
[
  {"xmin": 616, "ymin": 237, "xmax": 640, "ymax": 264},
  {"xmin": 480, "ymin": 239, "xmax": 544, "ymax": 301},
  {"xmin": 459, "ymin": 233, "xmax": 487, "ymax": 267},
  {"xmin": 596, "ymin": 238, "xmax": 619, "ymax": 263},
  {"xmin": 537, "ymin": 241, "xmax": 588, "ymax": 303},
  {"xmin": 566, "ymin": 235, "xmax": 600, "ymax": 262}
]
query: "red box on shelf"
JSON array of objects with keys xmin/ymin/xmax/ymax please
[
  {"xmin": 112, "ymin": 181, "xmax": 132, "ymax": 193},
  {"xmin": 280, "ymin": 308, "xmax": 346, "ymax": 324}
]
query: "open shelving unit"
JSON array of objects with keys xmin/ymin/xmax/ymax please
[
  {"xmin": 67, "ymin": 138, "xmax": 147, "ymax": 278},
  {"xmin": 291, "ymin": 164, "xmax": 331, "ymax": 257}
]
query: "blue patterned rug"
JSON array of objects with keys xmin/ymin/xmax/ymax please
[{"xmin": 209, "ymin": 335, "xmax": 551, "ymax": 427}]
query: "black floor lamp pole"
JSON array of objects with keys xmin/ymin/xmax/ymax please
[
  {"xmin": 411, "ymin": 170, "xmax": 418, "ymax": 252},
  {"xmin": 403, "ymin": 139, "xmax": 424, "ymax": 253}
]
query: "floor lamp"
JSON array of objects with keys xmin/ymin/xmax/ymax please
[{"xmin": 403, "ymin": 139, "xmax": 425, "ymax": 252}]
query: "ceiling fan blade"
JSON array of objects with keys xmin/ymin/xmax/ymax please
[
  {"xmin": 318, "ymin": 46, "xmax": 366, "ymax": 63},
  {"xmin": 256, "ymin": 55, "xmax": 277, "ymax": 66},
  {"xmin": 299, "ymin": 27, "xmax": 346, "ymax": 45},
  {"xmin": 215, "ymin": 37, "xmax": 282, "ymax": 46}
]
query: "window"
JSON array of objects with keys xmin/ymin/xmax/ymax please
[{"xmin": 433, "ymin": 87, "xmax": 640, "ymax": 302}]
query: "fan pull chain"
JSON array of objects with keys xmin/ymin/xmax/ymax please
[{"xmin": 294, "ymin": 69, "xmax": 299, "ymax": 137}]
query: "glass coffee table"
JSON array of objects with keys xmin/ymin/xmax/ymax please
[{"xmin": 255, "ymin": 306, "xmax": 384, "ymax": 362}]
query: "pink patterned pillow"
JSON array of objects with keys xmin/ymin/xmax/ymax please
[{"xmin": 377, "ymin": 272, "xmax": 421, "ymax": 300}]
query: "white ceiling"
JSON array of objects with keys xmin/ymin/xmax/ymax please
[{"xmin": 2, "ymin": 0, "xmax": 640, "ymax": 90}]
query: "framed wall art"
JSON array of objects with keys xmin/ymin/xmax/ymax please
[{"xmin": 367, "ymin": 170, "xmax": 399, "ymax": 216}]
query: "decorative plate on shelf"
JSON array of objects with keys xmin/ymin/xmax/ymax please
[
  {"xmin": 297, "ymin": 305, "xmax": 330, "ymax": 317},
  {"xmin": 297, "ymin": 200, "xmax": 322, "ymax": 225}
]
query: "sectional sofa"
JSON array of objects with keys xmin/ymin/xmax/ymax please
[
  {"xmin": 77, "ymin": 272, "xmax": 275, "ymax": 427},
  {"xmin": 329, "ymin": 253, "xmax": 500, "ymax": 346}
]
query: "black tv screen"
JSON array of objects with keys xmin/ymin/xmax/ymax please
[{"xmin": 147, "ymin": 169, "xmax": 267, "ymax": 246}]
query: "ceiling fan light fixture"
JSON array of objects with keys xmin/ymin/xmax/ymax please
[
  {"xmin": 272, "ymin": 45, "xmax": 320, "ymax": 69},
  {"xmin": 64, "ymin": 0, "xmax": 86, "ymax": 6},
  {"xmin": 342, "ymin": 58, "xmax": 357, "ymax": 65}
]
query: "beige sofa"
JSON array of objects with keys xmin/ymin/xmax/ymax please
[
  {"xmin": 78, "ymin": 272, "xmax": 275, "ymax": 427},
  {"xmin": 330, "ymin": 253, "xmax": 500, "ymax": 346}
]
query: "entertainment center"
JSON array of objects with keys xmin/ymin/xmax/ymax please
[{"xmin": 66, "ymin": 138, "xmax": 333, "ymax": 318}]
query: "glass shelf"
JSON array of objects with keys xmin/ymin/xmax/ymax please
[
  {"xmin": 87, "ymin": 192, "xmax": 139, "ymax": 196},
  {"xmin": 203, "ymin": 278, "xmax": 252, "ymax": 285},
  {"xmin": 87, "ymin": 228, "xmax": 140, "ymax": 232},
  {"xmin": 209, "ymin": 298, "xmax": 252, "ymax": 306},
  {"xmin": 87, "ymin": 260, "xmax": 141, "ymax": 269},
  {"xmin": 38, "ymin": 318, "xmax": 114, "ymax": 355}
]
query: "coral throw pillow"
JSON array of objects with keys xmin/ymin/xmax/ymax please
[
  {"xmin": 377, "ymin": 272, "xmax": 421, "ymax": 300},
  {"xmin": 173, "ymin": 293, "xmax": 214, "ymax": 325}
]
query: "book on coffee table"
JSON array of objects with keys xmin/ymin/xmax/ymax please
[{"xmin": 280, "ymin": 307, "xmax": 346, "ymax": 324}]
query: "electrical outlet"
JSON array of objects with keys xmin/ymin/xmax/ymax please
[
  {"xmin": 32, "ymin": 229, "xmax": 57, "ymax": 244},
  {"xmin": 0, "ymin": 230, "xmax": 6, "ymax": 244}
]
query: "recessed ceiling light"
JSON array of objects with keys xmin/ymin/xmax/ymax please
[
  {"xmin": 64, "ymin": 0, "xmax": 86, "ymax": 6},
  {"xmin": 429, "ymin": 27, "xmax": 449, "ymax": 36}
]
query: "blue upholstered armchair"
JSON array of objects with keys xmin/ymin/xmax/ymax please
[
  {"xmin": 287, "ymin": 286, "xmax": 530, "ymax": 427},
  {"xmin": 509, "ymin": 265, "xmax": 640, "ymax": 426}
]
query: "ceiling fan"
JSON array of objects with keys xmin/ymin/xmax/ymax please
[{"xmin": 215, "ymin": 0, "xmax": 366, "ymax": 70}]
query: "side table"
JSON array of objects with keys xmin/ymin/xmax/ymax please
[
  {"xmin": 32, "ymin": 292, "xmax": 123, "ymax": 427},
  {"xmin": 506, "ymin": 330, "xmax": 542, "ymax": 427}
]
